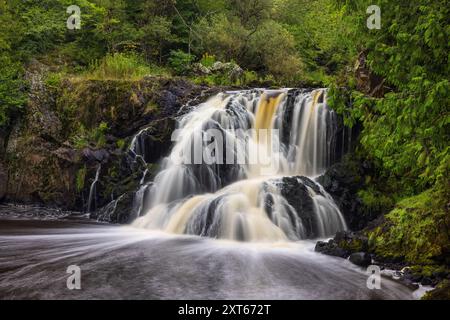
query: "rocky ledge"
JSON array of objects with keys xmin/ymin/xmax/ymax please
[
  {"xmin": 0, "ymin": 62, "xmax": 225, "ymax": 212},
  {"xmin": 315, "ymin": 231, "xmax": 450, "ymax": 297}
]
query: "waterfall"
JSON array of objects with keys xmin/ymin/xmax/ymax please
[
  {"xmin": 87, "ymin": 164, "xmax": 101, "ymax": 213},
  {"xmin": 132, "ymin": 88, "xmax": 347, "ymax": 242}
]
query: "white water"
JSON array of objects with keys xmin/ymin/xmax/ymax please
[
  {"xmin": 132, "ymin": 89, "xmax": 347, "ymax": 241},
  {"xmin": 0, "ymin": 217, "xmax": 414, "ymax": 300},
  {"xmin": 87, "ymin": 164, "xmax": 101, "ymax": 213}
]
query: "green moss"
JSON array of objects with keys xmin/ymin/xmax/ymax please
[
  {"xmin": 422, "ymin": 280, "xmax": 450, "ymax": 300},
  {"xmin": 338, "ymin": 238, "xmax": 366, "ymax": 253},
  {"xmin": 145, "ymin": 102, "xmax": 159, "ymax": 114},
  {"xmin": 368, "ymin": 189, "xmax": 450, "ymax": 264},
  {"xmin": 116, "ymin": 139, "xmax": 126, "ymax": 150},
  {"xmin": 76, "ymin": 166, "xmax": 87, "ymax": 192},
  {"xmin": 358, "ymin": 188, "xmax": 395, "ymax": 216},
  {"xmin": 410, "ymin": 265, "xmax": 448, "ymax": 278}
]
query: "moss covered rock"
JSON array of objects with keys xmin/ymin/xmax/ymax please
[
  {"xmin": 422, "ymin": 280, "xmax": 450, "ymax": 300},
  {"xmin": 368, "ymin": 189, "xmax": 450, "ymax": 265},
  {"xmin": 1, "ymin": 63, "xmax": 216, "ymax": 212}
]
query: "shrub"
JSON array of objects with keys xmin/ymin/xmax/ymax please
[
  {"xmin": 72, "ymin": 122, "xmax": 109, "ymax": 149},
  {"xmin": 76, "ymin": 166, "xmax": 87, "ymax": 192},
  {"xmin": 168, "ymin": 50, "xmax": 195, "ymax": 75},
  {"xmin": 0, "ymin": 55, "xmax": 26, "ymax": 127},
  {"xmin": 199, "ymin": 53, "xmax": 216, "ymax": 68},
  {"xmin": 87, "ymin": 53, "xmax": 153, "ymax": 80}
]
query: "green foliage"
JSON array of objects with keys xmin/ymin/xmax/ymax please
[
  {"xmin": 275, "ymin": 0, "xmax": 358, "ymax": 77},
  {"xmin": 241, "ymin": 71, "xmax": 259, "ymax": 85},
  {"xmin": 199, "ymin": 53, "xmax": 216, "ymax": 68},
  {"xmin": 72, "ymin": 121, "xmax": 109, "ymax": 149},
  {"xmin": 368, "ymin": 188, "xmax": 450, "ymax": 264},
  {"xmin": 329, "ymin": 0, "xmax": 449, "ymax": 193},
  {"xmin": 86, "ymin": 53, "xmax": 155, "ymax": 80},
  {"xmin": 76, "ymin": 166, "xmax": 87, "ymax": 192},
  {"xmin": 116, "ymin": 139, "xmax": 126, "ymax": 150},
  {"xmin": 422, "ymin": 280, "xmax": 450, "ymax": 300},
  {"xmin": 358, "ymin": 188, "xmax": 394, "ymax": 217},
  {"xmin": 193, "ymin": 4, "xmax": 304, "ymax": 82},
  {"xmin": 0, "ymin": 0, "xmax": 370, "ymax": 132},
  {"xmin": 168, "ymin": 50, "xmax": 195, "ymax": 75},
  {"xmin": 45, "ymin": 72, "xmax": 64, "ymax": 89},
  {"xmin": 0, "ymin": 54, "xmax": 26, "ymax": 127},
  {"xmin": 192, "ymin": 74, "xmax": 232, "ymax": 86}
]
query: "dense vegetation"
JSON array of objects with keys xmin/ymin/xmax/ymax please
[
  {"xmin": 0, "ymin": 0, "xmax": 361, "ymax": 127},
  {"xmin": 0, "ymin": 0, "xmax": 448, "ymax": 274},
  {"xmin": 327, "ymin": 0, "xmax": 449, "ymax": 269}
]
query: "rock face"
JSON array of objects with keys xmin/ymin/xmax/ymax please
[
  {"xmin": 317, "ymin": 157, "xmax": 382, "ymax": 231},
  {"xmin": 91, "ymin": 191, "xmax": 137, "ymax": 224},
  {"xmin": 0, "ymin": 62, "xmax": 216, "ymax": 212},
  {"xmin": 0, "ymin": 161, "xmax": 6, "ymax": 200},
  {"xmin": 4, "ymin": 65, "xmax": 75, "ymax": 206}
]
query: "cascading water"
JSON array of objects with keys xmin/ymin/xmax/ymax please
[
  {"xmin": 87, "ymin": 164, "xmax": 101, "ymax": 213},
  {"xmin": 132, "ymin": 88, "xmax": 347, "ymax": 242},
  {"xmin": 0, "ymin": 88, "xmax": 417, "ymax": 300}
]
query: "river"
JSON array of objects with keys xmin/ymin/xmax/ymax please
[{"xmin": 0, "ymin": 208, "xmax": 414, "ymax": 300}]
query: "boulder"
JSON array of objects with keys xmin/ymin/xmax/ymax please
[
  {"xmin": 315, "ymin": 239, "xmax": 349, "ymax": 258},
  {"xmin": 349, "ymin": 252, "xmax": 372, "ymax": 267},
  {"xmin": 334, "ymin": 231, "xmax": 369, "ymax": 252},
  {"xmin": 421, "ymin": 277, "xmax": 433, "ymax": 286},
  {"xmin": 156, "ymin": 90, "xmax": 179, "ymax": 115},
  {"xmin": 275, "ymin": 176, "xmax": 321, "ymax": 238},
  {"xmin": 192, "ymin": 63, "xmax": 211, "ymax": 75},
  {"xmin": 315, "ymin": 231, "xmax": 369, "ymax": 259}
]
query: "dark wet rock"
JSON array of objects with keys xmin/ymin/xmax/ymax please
[
  {"xmin": 402, "ymin": 279, "xmax": 420, "ymax": 291},
  {"xmin": 349, "ymin": 252, "xmax": 372, "ymax": 267},
  {"xmin": 408, "ymin": 273, "xmax": 423, "ymax": 283},
  {"xmin": 81, "ymin": 148, "xmax": 110, "ymax": 163},
  {"xmin": 334, "ymin": 231, "xmax": 369, "ymax": 253},
  {"xmin": 421, "ymin": 277, "xmax": 433, "ymax": 286},
  {"xmin": 128, "ymin": 118, "xmax": 176, "ymax": 164},
  {"xmin": 0, "ymin": 161, "xmax": 6, "ymax": 200},
  {"xmin": 423, "ymin": 280, "xmax": 450, "ymax": 300},
  {"xmin": 52, "ymin": 147, "xmax": 78, "ymax": 163},
  {"xmin": 317, "ymin": 157, "xmax": 382, "ymax": 231},
  {"xmin": 315, "ymin": 239, "xmax": 349, "ymax": 258},
  {"xmin": 317, "ymin": 160, "xmax": 364, "ymax": 230},
  {"xmin": 315, "ymin": 231, "xmax": 369, "ymax": 260},
  {"xmin": 156, "ymin": 90, "xmax": 179, "ymax": 115},
  {"xmin": 275, "ymin": 176, "xmax": 321, "ymax": 238},
  {"xmin": 91, "ymin": 192, "xmax": 137, "ymax": 224},
  {"xmin": 1, "ymin": 66, "xmax": 218, "ymax": 211}
]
